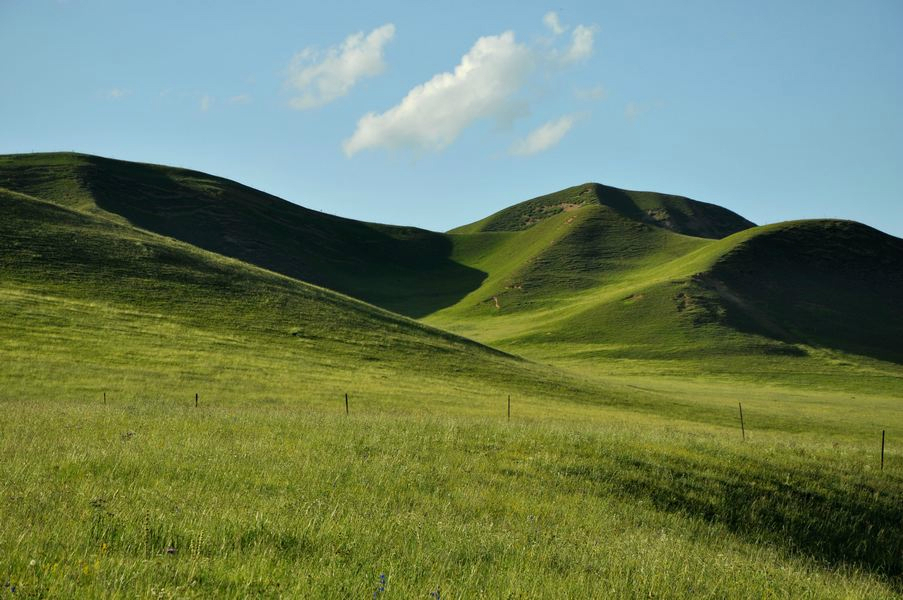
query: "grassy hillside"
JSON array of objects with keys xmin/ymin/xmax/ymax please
[
  {"xmin": 442, "ymin": 184, "xmax": 900, "ymax": 371},
  {"xmin": 0, "ymin": 152, "xmax": 485, "ymax": 317},
  {"xmin": 3, "ymin": 152, "xmax": 900, "ymax": 373},
  {"xmin": 449, "ymin": 182, "xmax": 755, "ymax": 238},
  {"xmin": 431, "ymin": 217, "xmax": 903, "ymax": 371},
  {"xmin": 2, "ymin": 156, "xmax": 903, "ymax": 597},
  {"xmin": 705, "ymin": 220, "xmax": 903, "ymax": 362},
  {"xmin": 439, "ymin": 199, "xmax": 710, "ymax": 316},
  {"xmin": 0, "ymin": 185, "xmax": 599, "ymax": 408}
]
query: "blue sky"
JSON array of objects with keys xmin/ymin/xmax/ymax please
[{"xmin": 2, "ymin": 0, "xmax": 902, "ymax": 236}]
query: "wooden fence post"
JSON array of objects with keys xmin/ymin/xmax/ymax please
[{"xmin": 739, "ymin": 402, "xmax": 745, "ymax": 441}]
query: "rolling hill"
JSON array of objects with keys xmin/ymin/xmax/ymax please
[
  {"xmin": 433, "ymin": 186, "xmax": 903, "ymax": 367},
  {"xmin": 2, "ymin": 152, "xmax": 901, "ymax": 372},
  {"xmin": 449, "ymin": 181, "xmax": 755, "ymax": 238},
  {"xmin": 0, "ymin": 152, "xmax": 484, "ymax": 318},
  {"xmin": 0, "ymin": 182, "xmax": 609, "ymax": 408},
  {"xmin": 2, "ymin": 152, "xmax": 903, "ymax": 598}
]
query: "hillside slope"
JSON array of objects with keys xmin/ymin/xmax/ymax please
[
  {"xmin": 702, "ymin": 220, "xmax": 903, "ymax": 362},
  {"xmin": 450, "ymin": 182, "xmax": 755, "ymax": 238},
  {"xmin": 430, "ymin": 217, "xmax": 903, "ymax": 367},
  {"xmin": 0, "ymin": 152, "xmax": 484, "ymax": 317},
  {"xmin": 0, "ymin": 154, "xmax": 752, "ymax": 320},
  {"xmin": 0, "ymin": 185, "xmax": 606, "ymax": 406},
  {"xmin": 3, "ymin": 152, "xmax": 899, "ymax": 369}
]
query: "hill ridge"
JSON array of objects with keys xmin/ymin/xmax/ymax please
[
  {"xmin": 449, "ymin": 181, "xmax": 756, "ymax": 239},
  {"xmin": 2, "ymin": 151, "xmax": 900, "ymax": 367}
]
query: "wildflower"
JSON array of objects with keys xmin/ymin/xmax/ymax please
[{"xmin": 372, "ymin": 573, "xmax": 387, "ymax": 598}]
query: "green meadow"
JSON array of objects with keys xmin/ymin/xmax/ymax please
[{"xmin": 1, "ymin": 153, "xmax": 901, "ymax": 597}]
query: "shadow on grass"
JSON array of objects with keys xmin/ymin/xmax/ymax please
[
  {"xmin": 80, "ymin": 156, "xmax": 487, "ymax": 318},
  {"xmin": 560, "ymin": 449, "xmax": 903, "ymax": 588},
  {"xmin": 706, "ymin": 222, "xmax": 903, "ymax": 365}
]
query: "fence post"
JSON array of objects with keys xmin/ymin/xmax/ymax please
[
  {"xmin": 507, "ymin": 395, "xmax": 510, "ymax": 421},
  {"xmin": 345, "ymin": 393, "xmax": 349, "ymax": 415},
  {"xmin": 882, "ymin": 430, "xmax": 886, "ymax": 470},
  {"xmin": 739, "ymin": 402, "xmax": 745, "ymax": 441},
  {"xmin": 195, "ymin": 393, "xmax": 198, "ymax": 408}
]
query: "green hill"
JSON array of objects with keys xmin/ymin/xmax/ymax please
[
  {"xmin": 2, "ymin": 153, "xmax": 903, "ymax": 598},
  {"xmin": 0, "ymin": 184, "xmax": 607, "ymax": 408},
  {"xmin": 429, "ymin": 185, "xmax": 903, "ymax": 369},
  {"xmin": 702, "ymin": 220, "xmax": 903, "ymax": 362},
  {"xmin": 450, "ymin": 182, "xmax": 755, "ymax": 238},
  {"xmin": 430, "ymin": 215, "xmax": 903, "ymax": 368},
  {"xmin": 0, "ymin": 152, "xmax": 484, "ymax": 318},
  {"xmin": 0, "ymin": 155, "xmax": 752, "ymax": 321},
  {"xmin": 2, "ymin": 152, "xmax": 900, "ymax": 372}
]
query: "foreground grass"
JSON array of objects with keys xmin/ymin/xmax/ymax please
[{"xmin": 1, "ymin": 397, "xmax": 901, "ymax": 599}]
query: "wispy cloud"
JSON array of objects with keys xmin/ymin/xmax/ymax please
[
  {"xmin": 287, "ymin": 24, "xmax": 395, "ymax": 110},
  {"xmin": 625, "ymin": 100, "xmax": 664, "ymax": 120},
  {"xmin": 343, "ymin": 31, "xmax": 533, "ymax": 156},
  {"xmin": 576, "ymin": 84, "xmax": 607, "ymax": 101},
  {"xmin": 509, "ymin": 114, "xmax": 578, "ymax": 156},
  {"xmin": 200, "ymin": 95, "xmax": 213, "ymax": 112},
  {"xmin": 542, "ymin": 13, "xmax": 597, "ymax": 65},
  {"xmin": 228, "ymin": 94, "xmax": 251, "ymax": 105},
  {"xmin": 106, "ymin": 88, "xmax": 130, "ymax": 100},
  {"xmin": 562, "ymin": 24, "xmax": 596, "ymax": 64},
  {"xmin": 625, "ymin": 102, "xmax": 641, "ymax": 120},
  {"xmin": 543, "ymin": 11, "xmax": 565, "ymax": 35}
]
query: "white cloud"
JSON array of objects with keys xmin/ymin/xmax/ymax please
[
  {"xmin": 563, "ymin": 24, "xmax": 595, "ymax": 64},
  {"xmin": 200, "ymin": 95, "xmax": 212, "ymax": 112},
  {"xmin": 106, "ymin": 88, "xmax": 130, "ymax": 100},
  {"xmin": 509, "ymin": 114, "xmax": 577, "ymax": 156},
  {"xmin": 543, "ymin": 11, "xmax": 565, "ymax": 35},
  {"xmin": 575, "ymin": 84, "xmax": 607, "ymax": 101},
  {"xmin": 343, "ymin": 31, "xmax": 533, "ymax": 157},
  {"xmin": 287, "ymin": 24, "xmax": 395, "ymax": 110},
  {"xmin": 228, "ymin": 94, "xmax": 251, "ymax": 104}
]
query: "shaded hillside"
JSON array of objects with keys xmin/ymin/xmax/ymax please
[
  {"xmin": 0, "ymin": 186, "xmax": 500, "ymax": 362},
  {"xmin": 701, "ymin": 220, "xmax": 903, "ymax": 363},
  {"xmin": 0, "ymin": 153, "xmax": 485, "ymax": 317}
]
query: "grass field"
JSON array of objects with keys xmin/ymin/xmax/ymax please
[
  {"xmin": 1, "ymin": 153, "xmax": 902, "ymax": 597},
  {"xmin": 2, "ymin": 381, "xmax": 902, "ymax": 597}
]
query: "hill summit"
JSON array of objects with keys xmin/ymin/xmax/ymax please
[{"xmin": 450, "ymin": 182, "xmax": 756, "ymax": 238}]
